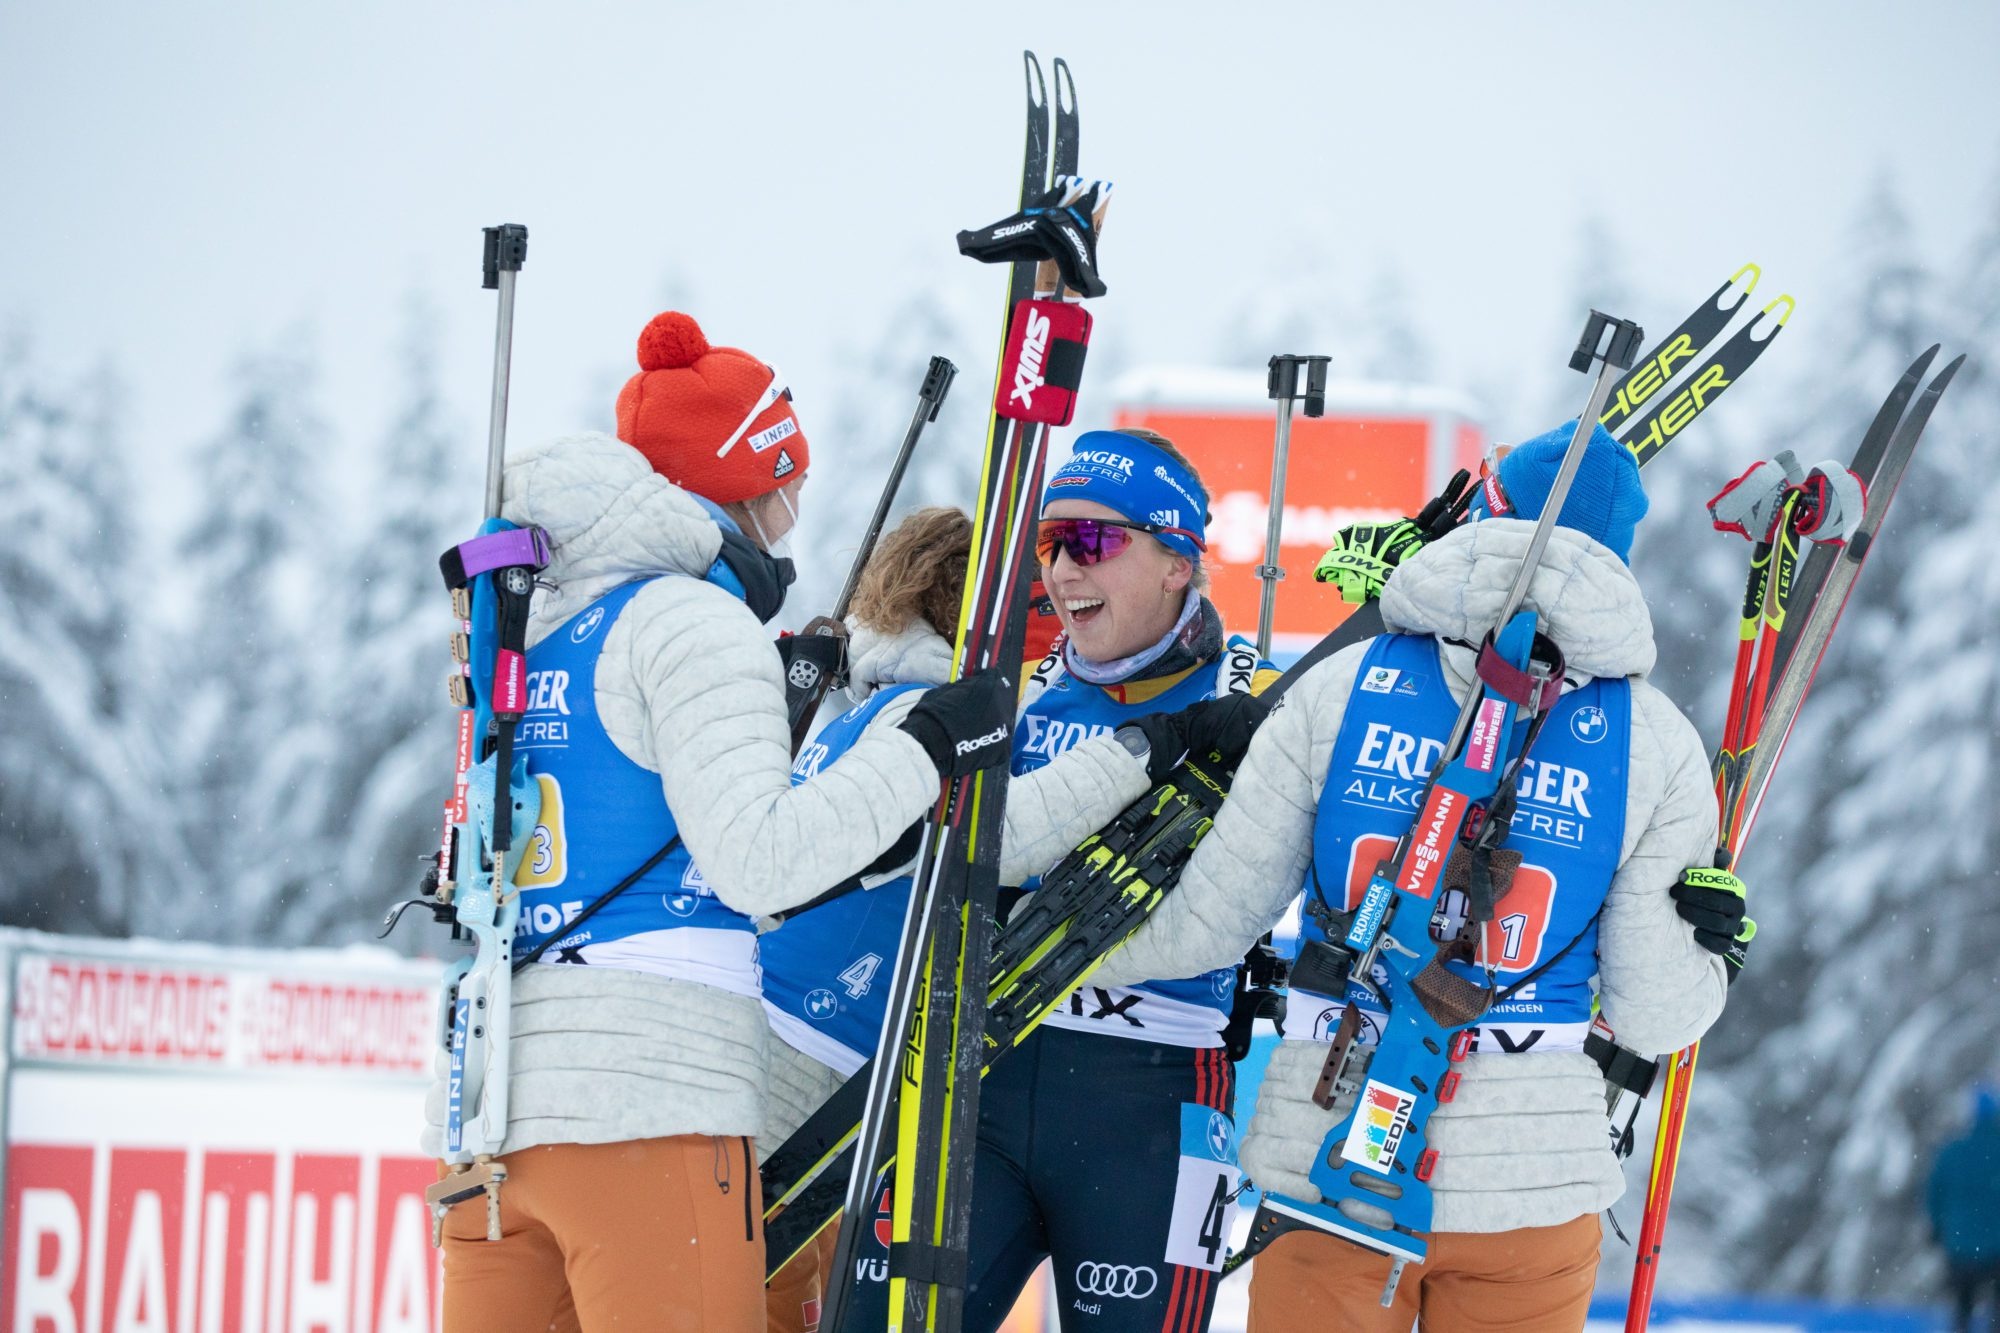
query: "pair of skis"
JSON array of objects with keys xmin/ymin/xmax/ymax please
[
  {"xmin": 1622, "ymin": 344, "xmax": 1963, "ymax": 1331},
  {"xmin": 812, "ymin": 52, "xmax": 1102, "ymax": 1333}
]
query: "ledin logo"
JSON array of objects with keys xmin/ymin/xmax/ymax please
[
  {"xmin": 570, "ymin": 605, "xmax": 606, "ymax": 644},
  {"xmin": 1342, "ymin": 1079, "xmax": 1418, "ymax": 1174},
  {"xmin": 1009, "ymin": 309, "xmax": 1052, "ymax": 410}
]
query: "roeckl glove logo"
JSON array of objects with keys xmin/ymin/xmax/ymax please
[{"xmin": 955, "ymin": 725, "xmax": 1008, "ymax": 756}]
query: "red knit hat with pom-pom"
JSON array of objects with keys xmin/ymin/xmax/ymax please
[{"xmin": 614, "ymin": 311, "xmax": 808, "ymax": 505}]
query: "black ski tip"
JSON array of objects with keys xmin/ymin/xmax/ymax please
[
  {"xmin": 1053, "ymin": 56, "xmax": 1077, "ymax": 114},
  {"xmin": 1023, "ymin": 50, "xmax": 1046, "ymax": 107},
  {"xmin": 1929, "ymin": 351, "xmax": 1968, "ymax": 393}
]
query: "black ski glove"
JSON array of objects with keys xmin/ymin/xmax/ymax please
[
  {"xmin": 714, "ymin": 528, "xmax": 795, "ymax": 623},
  {"xmin": 899, "ymin": 669, "xmax": 1015, "ymax": 778},
  {"xmin": 1671, "ymin": 865, "xmax": 1756, "ymax": 980},
  {"xmin": 1119, "ymin": 692, "xmax": 1274, "ymax": 785}
]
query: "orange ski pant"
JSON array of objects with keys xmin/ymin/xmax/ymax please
[
  {"xmin": 764, "ymin": 1215, "xmax": 841, "ymax": 1333},
  {"xmin": 441, "ymin": 1134, "xmax": 765, "ymax": 1333},
  {"xmin": 1245, "ymin": 1213, "xmax": 1601, "ymax": 1332}
]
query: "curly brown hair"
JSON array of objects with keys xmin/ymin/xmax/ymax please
[{"xmin": 848, "ymin": 506, "xmax": 973, "ymax": 637}]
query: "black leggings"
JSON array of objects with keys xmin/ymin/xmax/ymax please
[{"xmin": 840, "ymin": 1025, "xmax": 1236, "ymax": 1333}]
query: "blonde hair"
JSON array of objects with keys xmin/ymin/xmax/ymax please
[
  {"xmin": 1111, "ymin": 427, "xmax": 1210, "ymax": 592},
  {"xmin": 848, "ymin": 506, "xmax": 973, "ymax": 637}
]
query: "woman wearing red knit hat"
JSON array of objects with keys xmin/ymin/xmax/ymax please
[{"xmin": 426, "ymin": 312, "xmax": 1021, "ymax": 1332}]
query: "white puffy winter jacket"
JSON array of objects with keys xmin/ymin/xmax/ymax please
[
  {"xmin": 1095, "ymin": 520, "xmax": 1728, "ymax": 1234},
  {"xmin": 426, "ymin": 434, "xmax": 944, "ymax": 1156}
]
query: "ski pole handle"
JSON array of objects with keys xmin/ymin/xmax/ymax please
[
  {"xmin": 1489, "ymin": 310, "xmax": 1643, "ymax": 632},
  {"xmin": 831, "ymin": 355, "xmax": 959, "ymax": 624},
  {"xmin": 1256, "ymin": 354, "xmax": 1330, "ymax": 658},
  {"xmin": 481, "ymin": 224, "xmax": 529, "ymax": 520}
]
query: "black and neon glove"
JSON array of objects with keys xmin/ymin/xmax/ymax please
[
  {"xmin": 1120, "ymin": 691, "xmax": 1273, "ymax": 783},
  {"xmin": 1671, "ymin": 865, "xmax": 1756, "ymax": 978},
  {"xmin": 1313, "ymin": 518, "xmax": 1428, "ymax": 605}
]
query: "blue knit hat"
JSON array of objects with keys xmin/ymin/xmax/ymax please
[{"xmin": 1467, "ymin": 420, "xmax": 1648, "ymax": 562}]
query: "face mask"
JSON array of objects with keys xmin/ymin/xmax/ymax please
[{"xmin": 751, "ymin": 485, "xmax": 801, "ymax": 560}]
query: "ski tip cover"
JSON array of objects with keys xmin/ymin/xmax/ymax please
[{"xmin": 1753, "ymin": 295, "xmax": 1796, "ymax": 336}]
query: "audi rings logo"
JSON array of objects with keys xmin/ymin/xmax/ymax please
[{"xmin": 1073, "ymin": 1263, "xmax": 1157, "ymax": 1299}]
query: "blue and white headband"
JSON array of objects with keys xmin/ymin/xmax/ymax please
[{"xmin": 1043, "ymin": 430, "xmax": 1209, "ymax": 560}]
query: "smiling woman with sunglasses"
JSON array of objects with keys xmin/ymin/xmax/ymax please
[{"xmin": 932, "ymin": 427, "xmax": 1280, "ymax": 1333}]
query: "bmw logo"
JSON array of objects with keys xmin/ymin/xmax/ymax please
[
  {"xmin": 663, "ymin": 892, "xmax": 698, "ymax": 918},
  {"xmin": 804, "ymin": 989, "xmax": 838, "ymax": 1021},
  {"xmin": 1570, "ymin": 705, "xmax": 1608, "ymax": 744},
  {"xmin": 571, "ymin": 605, "xmax": 607, "ymax": 644},
  {"xmin": 1206, "ymin": 1111, "xmax": 1233, "ymax": 1161}
]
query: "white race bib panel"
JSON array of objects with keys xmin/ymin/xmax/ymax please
[{"xmin": 1163, "ymin": 1103, "xmax": 1242, "ymax": 1273}]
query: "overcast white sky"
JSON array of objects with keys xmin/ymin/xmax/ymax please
[{"xmin": 4, "ymin": 1, "xmax": 1997, "ymax": 508}]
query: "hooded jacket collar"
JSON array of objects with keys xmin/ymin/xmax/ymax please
[
  {"xmin": 499, "ymin": 432, "xmax": 728, "ymax": 644},
  {"xmin": 1379, "ymin": 519, "xmax": 1657, "ymax": 685}
]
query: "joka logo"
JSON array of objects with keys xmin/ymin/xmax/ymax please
[
  {"xmin": 1360, "ymin": 667, "xmax": 1400, "ymax": 694},
  {"xmin": 788, "ymin": 658, "xmax": 821, "ymax": 691},
  {"xmin": 804, "ymin": 988, "xmax": 838, "ymax": 1021},
  {"xmin": 570, "ymin": 606, "xmax": 606, "ymax": 644},
  {"xmin": 1009, "ymin": 310, "xmax": 1052, "ymax": 409},
  {"xmin": 1570, "ymin": 705, "xmax": 1608, "ymax": 744},
  {"xmin": 1206, "ymin": 1111, "xmax": 1233, "ymax": 1162},
  {"xmin": 773, "ymin": 448, "xmax": 796, "ymax": 480},
  {"xmin": 1074, "ymin": 1263, "xmax": 1158, "ymax": 1299},
  {"xmin": 1341, "ymin": 1079, "xmax": 1417, "ymax": 1174}
]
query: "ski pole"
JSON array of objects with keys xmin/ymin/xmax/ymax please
[
  {"xmin": 836, "ymin": 356, "xmax": 959, "ymax": 622},
  {"xmin": 782, "ymin": 357, "xmax": 960, "ymax": 755},
  {"xmin": 481, "ymin": 224, "xmax": 528, "ymax": 521},
  {"xmin": 1256, "ymin": 355, "xmax": 1329, "ymax": 658}
]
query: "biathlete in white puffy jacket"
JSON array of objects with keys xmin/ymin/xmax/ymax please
[
  {"xmin": 838, "ymin": 429, "xmax": 1278, "ymax": 1333},
  {"xmin": 758, "ymin": 505, "xmax": 1268, "ymax": 1333},
  {"xmin": 425, "ymin": 313, "xmax": 1022, "ymax": 1333},
  {"xmin": 1095, "ymin": 424, "xmax": 1755, "ymax": 1332}
]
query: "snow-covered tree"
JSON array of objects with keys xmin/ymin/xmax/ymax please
[
  {"xmin": 310, "ymin": 300, "xmax": 471, "ymax": 945},
  {"xmin": 0, "ymin": 339, "xmax": 171, "ymax": 933},
  {"xmin": 167, "ymin": 336, "xmax": 337, "ymax": 943}
]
